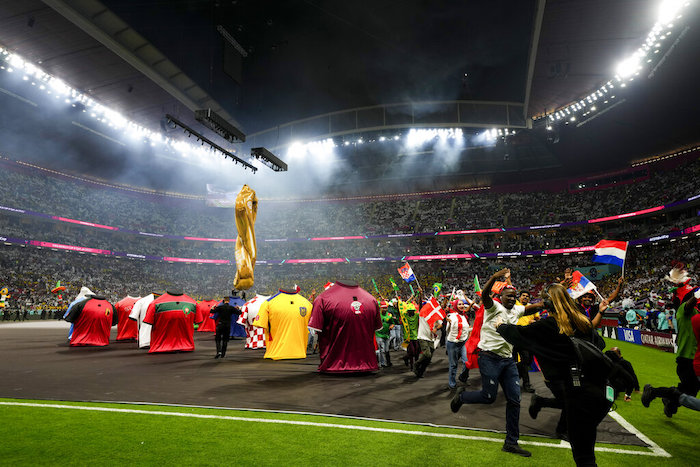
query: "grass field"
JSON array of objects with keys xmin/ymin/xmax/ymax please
[{"xmin": 0, "ymin": 338, "xmax": 695, "ymax": 466}]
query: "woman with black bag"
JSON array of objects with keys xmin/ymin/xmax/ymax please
[{"xmin": 496, "ymin": 283, "xmax": 612, "ymax": 467}]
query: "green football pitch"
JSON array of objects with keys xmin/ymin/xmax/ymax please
[{"xmin": 0, "ymin": 338, "xmax": 695, "ymax": 466}]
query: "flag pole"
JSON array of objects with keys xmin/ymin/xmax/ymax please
[
  {"xmin": 409, "ymin": 262, "xmax": 422, "ymax": 292},
  {"xmin": 621, "ymin": 241, "xmax": 628, "ymax": 278},
  {"xmin": 594, "ymin": 288, "xmax": 605, "ymax": 302}
]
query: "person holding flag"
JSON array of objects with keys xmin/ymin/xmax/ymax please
[
  {"xmin": 564, "ymin": 268, "xmax": 624, "ymax": 328},
  {"xmin": 414, "ymin": 286, "xmax": 445, "ymax": 378},
  {"xmin": 450, "ymin": 268, "xmax": 538, "ymax": 458}
]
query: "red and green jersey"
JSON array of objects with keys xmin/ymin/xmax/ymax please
[{"xmin": 144, "ymin": 293, "xmax": 203, "ymax": 353}]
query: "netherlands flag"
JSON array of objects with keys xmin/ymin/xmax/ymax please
[
  {"xmin": 592, "ymin": 240, "xmax": 628, "ymax": 268},
  {"xmin": 567, "ymin": 270, "xmax": 597, "ymax": 299}
]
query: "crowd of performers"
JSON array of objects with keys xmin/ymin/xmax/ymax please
[{"xmin": 59, "ymin": 263, "xmax": 699, "ymax": 467}]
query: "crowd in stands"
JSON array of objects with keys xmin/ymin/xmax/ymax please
[
  {"xmin": 0, "ymin": 157, "xmax": 698, "ymax": 240},
  {"xmin": 1, "ymin": 235, "xmax": 697, "ymax": 329},
  {"xmin": 0, "ymin": 207, "xmax": 695, "ymax": 261},
  {"xmin": 1, "ymin": 154, "xmax": 698, "ymax": 327}
]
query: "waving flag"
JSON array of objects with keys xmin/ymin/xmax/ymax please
[
  {"xmin": 592, "ymin": 240, "xmax": 628, "ymax": 268},
  {"xmin": 398, "ymin": 262, "xmax": 416, "ymax": 283},
  {"xmin": 474, "ymin": 275, "xmax": 482, "ymax": 296},
  {"xmin": 389, "ymin": 278, "xmax": 400, "ymax": 294},
  {"xmin": 419, "ymin": 296, "xmax": 446, "ymax": 331},
  {"xmin": 465, "ymin": 304, "xmax": 484, "ymax": 369},
  {"xmin": 432, "ymin": 282, "xmax": 442, "ymax": 298},
  {"xmin": 567, "ymin": 270, "xmax": 597, "ymax": 299}
]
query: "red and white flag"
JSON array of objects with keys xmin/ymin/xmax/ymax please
[{"xmin": 419, "ymin": 296, "xmax": 446, "ymax": 331}]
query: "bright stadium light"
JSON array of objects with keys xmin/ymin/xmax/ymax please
[
  {"xmin": 537, "ymin": 0, "xmax": 693, "ymax": 126},
  {"xmin": 658, "ymin": 0, "xmax": 685, "ymax": 24},
  {"xmin": 0, "ymin": 45, "xmax": 250, "ymax": 167}
]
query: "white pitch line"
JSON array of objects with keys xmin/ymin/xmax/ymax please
[
  {"xmin": 0, "ymin": 402, "xmax": 667, "ymax": 457},
  {"xmin": 608, "ymin": 410, "xmax": 671, "ymax": 457}
]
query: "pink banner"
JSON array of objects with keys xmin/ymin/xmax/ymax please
[
  {"xmin": 405, "ymin": 253, "xmax": 474, "ymax": 260},
  {"xmin": 183, "ymin": 237, "xmax": 236, "ymax": 242},
  {"xmin": 53, "ymin": 216, "xmax": 118, "ymax": 230},
  {"xmin": 683, "ymin": 223, "xmax": 700, "ymax": 234},
  {"xmin": 438, "ymin": 228, "xmax": 501, "ymax": 235},
  {"xmin": 588, "ymin": 206, "xmax": 664, "ymax": 224},
  {"xmin": 544, "ymin": 245, "xmax": 595, "ymax": 255},
  {"xmin": 30, "ymin": 241, "xmax": 111, "ymax": 255},
  {"xmin": 163, "ymin": 257, "xmax": 230, "ymax": 264},
  {"xmin": 310, "ymin": 236, "xmax": 365, "ymax": 241},
  {"xmin": 285, "ymin": 258, "xmax": 347, "ymax": 263}
]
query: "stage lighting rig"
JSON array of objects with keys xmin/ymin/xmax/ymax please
[
  {"xmin": 165, "ymin": 114, "xmax": 256, "ymax": 173},
  {"xmin": 194, "ymin": 108, "xmax": 246, "ymax": 143},
  {"xmin": 251, "ymin": 147, "xmax": 288, "ymax": 172}
]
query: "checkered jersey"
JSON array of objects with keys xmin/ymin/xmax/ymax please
[{"xmin": 238, "ymin": 295, "xmax": 269, "ymax": 349}]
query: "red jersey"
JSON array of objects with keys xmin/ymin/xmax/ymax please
[
  {"xmin": 196, "ymin": 300, "xmax": 219, "ymax": 332},
  {"xmin": 65, "ymin": 296, "xmax": 116, "ymax": 346},
  {"xmin": 143, "ymin": 292, "xmax": 203, "ymax": 353},
  {"xmin": 308, "ymin": 282, "xmax": 381, "ymax": 373},
  {"xmin": 114, "ymin": 296, "xmax": 140, "ymax": 341}
]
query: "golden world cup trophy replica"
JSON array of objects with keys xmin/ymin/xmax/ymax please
[{"xmin": 233, "ymin": 184, "xmax": 258, "ymax": 290}]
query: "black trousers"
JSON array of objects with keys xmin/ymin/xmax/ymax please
[
  {"xmin": 667, "ymin": 357, "xmax": 700, "ymax": 412},
  {"xmin": 514, "ymin": 347, "xmax": 532, "ymax": 385},
  {"xmin": 541, "ymin": 380, "xmax": 567, "ymax": 434},
  {"xmin": 564, "ymin": 383, "xmax": 612, "ymax": 466},
  {"xmin": 215, "ymin": 325, "xmax": 230, "ymax": 356}
]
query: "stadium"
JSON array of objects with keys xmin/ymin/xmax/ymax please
[{"xmin": 0, "ymin": 0, "xmax": 698, "ymax": 465}]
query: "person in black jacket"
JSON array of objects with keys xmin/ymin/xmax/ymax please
[
  {"xmin": 496, "ymin": 283, "xmax": 612, "ymax": 467},
  {"xmin": 212, "ymin": 296, "xmax": 242, "ymax": 359},
  {"xmin": 604, "ymin": 347, "xmax": 639, "ymax": 401}
]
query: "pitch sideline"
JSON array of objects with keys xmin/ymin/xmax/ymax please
[{"xmin": 0, "ymin": 401, "xmax": 670, "ymax": 457}]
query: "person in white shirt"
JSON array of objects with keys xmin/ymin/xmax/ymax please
[
  {"xmin": 450, "ymin": 268, "xmax": 537, "ymax": 458},
  {"xmin": 414, "ymin": 296, "xmax": 443, "ymax": 378},
  {"xmin": 446, "ymin": 300, "xmax": 473, "ymax": 389}
]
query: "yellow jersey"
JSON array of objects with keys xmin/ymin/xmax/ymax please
[{"xmin": 253, "ymin": 291, "xmax": 311, "ymax": 360}]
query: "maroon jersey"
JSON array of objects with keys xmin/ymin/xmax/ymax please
[
  {"xmin": 196, "ymin": 300, "xmax": 219, "ymax": 332},
  {"xmin": 114, "ymin": 296, "xmax": 140, "ymax": 341},
  {"xmin": 309, "ymin": 282, "xmax": 382, "ymax": 373},
  {"xmin": 143, "ymin": 292, "xmax": 203, "ymax": 353},
  {"xmin": 65, "ymin": 296, "xmax": 116, "ymax": 346}
]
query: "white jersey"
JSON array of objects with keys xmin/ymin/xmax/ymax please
[
  {"xmin": 446, "ymin": 312, "xmax": 470, "ymax": 343},
  {"xmin": 478, "ymin": 302, "xmax": 525, "ymax": 357},
  {"xmin": 129, "ymin": 294, "xmax": 155, "ymax": 348}
]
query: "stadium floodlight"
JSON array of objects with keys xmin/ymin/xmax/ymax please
[
  {"xmin": 194, "ymin": 108, "xmax": 246, "ymax": 143},
  {"xmin": 658, "ymin": 0, "xmax": 684, "ymax": 24},
  {"xmin": 251, "ymin": 147, "xmax": 288, "ymax": 172},
  {"xmin": 165, "ymin": 114, "xmax": 256, "ymax": 172}
]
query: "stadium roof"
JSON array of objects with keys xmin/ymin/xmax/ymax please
[{"xmin": 0, "ymin": 0, "xmax": 697, "ymax": 194}]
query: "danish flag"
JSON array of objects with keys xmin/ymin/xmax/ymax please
[{"xmin": 419, "ymin": 296, "xmax": 446, "ymax": 331}]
